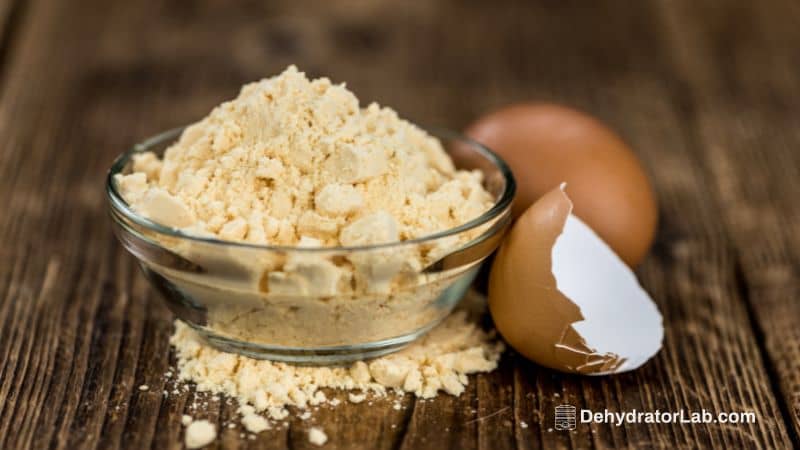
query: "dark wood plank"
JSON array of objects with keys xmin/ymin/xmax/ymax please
[
  {"xmin": 0, "ymin": 0, "xmax": 26, "ymax": 80},
  {"xmin": 654, "ymin": 0, "xmax": 800, "ymax": 441},
  {"xmin": 0, "ymin": 0, "xmax": 797, "ymax": 449}
]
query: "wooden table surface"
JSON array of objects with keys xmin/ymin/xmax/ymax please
[{"xmin": 1, "ymin": 1, "xmax": 799, "ymax": 449}]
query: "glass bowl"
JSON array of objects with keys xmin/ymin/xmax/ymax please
[{"xmin": 107, "ymin": 127, "xmax": 515, "ymax": 364}]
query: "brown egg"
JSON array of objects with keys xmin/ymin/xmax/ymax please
[
  {"xmin": 488, "ymin": 185, "xmax": 663, "ymax": 375},
  {"xmin": 466, "ymin": 103, "xmax": 657, "ymax": 267}
]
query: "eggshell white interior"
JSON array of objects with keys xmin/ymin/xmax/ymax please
[{"xmin": 551, "ymin": 214, "xmax": 664, "ymax": 373}]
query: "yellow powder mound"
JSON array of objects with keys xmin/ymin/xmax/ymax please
[{"xmin": 116, "ymin": 65, "xmax": 492, "ymax": 247}]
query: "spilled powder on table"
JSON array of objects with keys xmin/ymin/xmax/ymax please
[{"xmin": 171, "ymin": 293, "xmax": 504, "ymax": 442}]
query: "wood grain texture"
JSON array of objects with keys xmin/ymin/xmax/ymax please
[
  {"xmin": 655, "ymin": 0, "xmax": 800, "ymax": 442},
  {"xmin": 0, "ymin": 0, "xmax": 798, "ymax": 449}
]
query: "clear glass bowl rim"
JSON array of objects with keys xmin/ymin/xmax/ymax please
[{"xmin": 106, "ymin": 126, "xmax": 516, "ymax": 253}]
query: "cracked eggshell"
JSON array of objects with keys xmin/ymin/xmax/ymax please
[{"xmin": 488, "ymin": 184, "xmax": 663, "ymax": 375}]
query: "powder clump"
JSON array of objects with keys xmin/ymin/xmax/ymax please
[
  {"xmin": 308, "ymin": 427, "xmax": 328, "ymax": 446},
  {"xmin": 184, "ymin": 420, "xmax": 216, "ymax": 449}
]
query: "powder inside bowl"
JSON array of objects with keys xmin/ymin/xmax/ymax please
[{"xmin": 112, "ymin": 66, "xmax": 503, "ymax": 351}]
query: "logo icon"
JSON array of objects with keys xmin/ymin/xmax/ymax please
[{"xmin": 554, "ymin": 404, "xmax": 577, "ymax": 430}]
